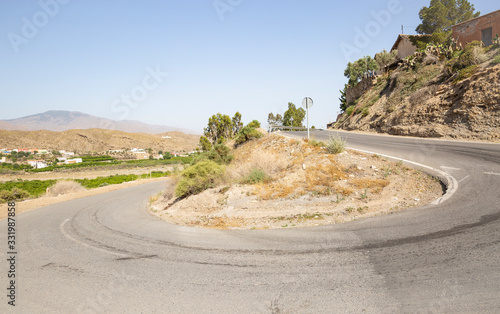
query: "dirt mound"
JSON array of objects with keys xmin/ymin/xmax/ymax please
[{"xmin": 150, "ymin": 135, "xmax": 442, "ymax": 229}]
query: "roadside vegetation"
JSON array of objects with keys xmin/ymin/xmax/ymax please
[
  {"xmin": 175, "ymin": 112, "xmax": 264, "ymax": 199},
  {"xmin": 0, "ymin": 171, "xmax": 171, "ymax": 203}
]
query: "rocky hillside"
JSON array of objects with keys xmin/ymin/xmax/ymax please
[
  {"xmin": 0, "ymin": 129, "xmax": 200, "ymax": 153},
  {"xmin": 333, "ymin": 43, "xmax": 500, "ymax": 142}
]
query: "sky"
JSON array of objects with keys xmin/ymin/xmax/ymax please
[{"xmin": 1, "ymin": 0, "xmax": 498, "ymax": 133}]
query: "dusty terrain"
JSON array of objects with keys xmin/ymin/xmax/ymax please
[
  {"xmin": 150, "ymin": 135, "xmax": 443, "ymax": 229},
  {"xmin": 0, "ymin": 129, "xmax": 200, "ymax": 153},
  {"xmin": 334, "ymin": 52, "xmax": 500, "ymax": 142}
]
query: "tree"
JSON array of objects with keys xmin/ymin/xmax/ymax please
[
  {"xmin": 232, "ymin": 112, "xmax": 243, "ymax": 136},
  {"xmin": 199, "ymin": 136, "xmax": 212, "ymax": 152},
  {"xmin": 235, "ymin": 126, "xmax": 263, "ymax": 146},
  {"xmin": 283, "ymin": 102, "xmax": 306, "ymax": 127},
  {"xmin": 416, "ymin": 0, "xmax": 480, "ymax": 35},
  {"xmin": 344, "ymin": 56, "xmax": 379, "ymax": 86},
  {"xmin": 339, "ymin": 84, "xmax": 348, "ymax": 112},
  {"xmin": 247, "ymin": 120, "xmax": 261, "ymax": 129},
  {"xmin": 267, "ymin": 113, "xmax": 283, "ymax": 126},
  {"xmin": 204, "ymin": 113, "xmax": 233, "ymax": 144},
  {"xmin": 374, "ymin": 49, "xmax": 398, "ymax": 68}
]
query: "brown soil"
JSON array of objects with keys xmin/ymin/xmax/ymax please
[
  {"xmin": 150, "ymin": 135, "xmax": 443, "ymax": 230},
  {"xmin": 334, "ymin": 58, "xmax": 500, "ymax": 143},
  {"xmin": 0, "ymin": 129, "xmax": 200, "ymax": 153}
]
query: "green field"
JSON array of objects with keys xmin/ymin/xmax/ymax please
[
  {"xmin": 75, "ymin": 171, "xmax": 170, "ymax": 189},
  {"xmin": 0, "ymin": 171, "xmax": 170, "ymax": 202},
  {"xmin": 29, "ymin": 156, "xmax": 192, "ymax": 173},
  {"xmin": 0, "ymin": 179, "xmax": 57, "ymax": 202}
]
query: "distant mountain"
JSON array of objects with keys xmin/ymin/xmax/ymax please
[{"xmin": 1, "ymin": 110, "xmax": 198, "ymax": 134}]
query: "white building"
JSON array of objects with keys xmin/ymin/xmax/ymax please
[
  {"xmin": 65, "ymin": 158, "xmax": 83, "ymax": 164},
  {"xmin": 29, "ymin": 160, "xmax": 48, "ymax": 169}
]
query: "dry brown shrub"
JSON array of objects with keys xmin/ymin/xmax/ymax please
[
  {"xmin": 229, "ymin": 148, "xmax": 291, "ymax": 182},
  {"xmin": 333, "ymin": 185, "xmax": 354, "ymax": 196},
  {"xmin": 193, "ymin": 215, "xmax": 244, "ymax": 229},
  {"xmin": 163, "ymin": 176, "xmax": 180, "ymax": 200},
  {"xmin": 256, "ymin": 182, "xmax": 296, "ymax": 200},
  {"xmin": 47, "ymin": 180, "xmax": 85, "ymax": 196},
  {"xmin": 350, "ymin": 178, "xmax": 390, "ymax": 193},
  {"xmin": 305, "ymin": 163, "xmax": 347, "ymax": 191}
]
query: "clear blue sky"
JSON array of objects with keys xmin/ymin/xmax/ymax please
[{"xmin": 1, "ymin": 0, "xmax": 497, "ymax": 133}]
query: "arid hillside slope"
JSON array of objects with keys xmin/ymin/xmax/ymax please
[
  {"xmin": 0, "ymin": 129, "xmax": 200, "ymax": 153},
  {"xmin": 334, "ymin": 46, "xmax": 500, "ymax": 142}
]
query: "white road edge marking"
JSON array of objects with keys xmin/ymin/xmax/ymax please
[
  {"xmin": 348, "ymin": 148, "xmax": 458, "ymax": 205},
  {"xmin": 484, "ymin": 172, "xmax": 500, "ymax": 176},
  {"xmin": 458, "ymin": 175, "xmax": 470, "ymax": 183},
  {"xmin": 441, "ymin": 166, "xmax": 461, "ymax": 171},
  {"xmin": 59, "ymin": 219, "xmax": 129, "ymax": 258}
]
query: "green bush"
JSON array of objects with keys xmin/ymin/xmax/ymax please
[
  {"xmin": 345, "ymin": 105, "xmax": 355, "ymax": 116},
  {"xmin": 207, "ymin": 144, "xmax": 234, "ymax": 165},
  {"xmin": 450, "ymin": 41, "xmax": 484, "ymax": 72},
  {"xmin": 308, "ymin": 139, "xmax": 325, "ymax": 148},
  {"xmin": 0, "ymin": 187, "xmax": 31, "ymax": 202},
  {"xmin": 247, "ymin": 120, "xmax": 261, "ymax": 128},
  {"xmin": 326, "ymin": 135, "xmax": 346, "ymax": 154},
  {"xmin": 362, "ymin": 107, "xmax": 370, "ymax": 117},
  {"xmin": 453, "ymin": 65, "xmax": 479, "ymax": 84},
  {"xmin": 0, "ymin": 180, "xmax": 56, "ymax": 198},
  {"xmin": 235, "ymin": 126, "xmax": 263, "ymax": 146},
  {"xmin": 492, "ymin": 54, "xmax": 500, "ymax": 65},
  {"xmin": 242, "ymin": 168, "xmax": 270, "ymax": 184},
  {"xmin": 175, "ymin": 160, "xmax": 224, "ymax": 198},
  {"xmin": 199, "ymin": 136, "xmax": 212, "ymax": 152}
]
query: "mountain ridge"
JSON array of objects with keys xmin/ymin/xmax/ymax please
[{"xmin": 2, "ymin": 110, "xmax": 199, "ymax": 135}]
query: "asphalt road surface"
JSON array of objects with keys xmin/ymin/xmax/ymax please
[{"xmin": 1, "ymin": 130, "xmax": 500, "ymax": 313}]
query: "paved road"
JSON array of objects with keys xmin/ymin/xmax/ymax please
[{"xmin": 1, "ymin": 130, "xmax": 500, "ymax": 313}]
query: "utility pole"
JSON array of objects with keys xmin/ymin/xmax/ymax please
[{"xmin": 401, "ymin": 25, "xmax": 404, "ymax": 34}]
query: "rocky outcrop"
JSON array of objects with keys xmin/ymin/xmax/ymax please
[{"xmin": 334, "ymin": 63, "xmax": 500, "ymax": 142}]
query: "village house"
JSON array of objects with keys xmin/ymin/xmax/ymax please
[
  {"xmin": 390, "ymin": 34, "xmax": 431, "ymax": 60},
  {"xmin": 452, "ymin": 9, "xmax": 500, "ymax": 47},
  {"xmin": 0, "ymin": 157, "xmax": 7, "ymax": 163},
  {"xmin": 59, "ymin": 150, "xmax": 75, "ymax": 157},
  {"xmin": 28, "ymin": 160, "xmax": 48, "ymax": 169}
]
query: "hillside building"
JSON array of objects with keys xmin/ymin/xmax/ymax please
[{"xmin": 452, "ymin": 9, "xmax": 500, "ymax": 47}]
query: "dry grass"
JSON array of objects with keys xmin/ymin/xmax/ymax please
[
  {"xmin": 409, "ymin": 85, "xmax": 438, "ymax": 107},
  {"xmin": 191, "ymin": 215, "xmax": 245, "ymax": 229},
  {"xmin": 46, "ymin": 180, "xmax": 85, "ymax": 196},
  {"xmin": 163, "ymin": 176, "xmax": 180, "ymax": 200},
  {"xmin": 349, "ymin": 178, "xmax": 389, "ymax": 193},
  {"xmin": 305, "ymin": 163, "xmax": 347, "ymax": 191},
  {"xmin": 229, "ymin": 138, "xmax": 292, "ymax": 183},
  {"xmin": 256, "ymin": 182, "xmax": 297, "ymax": 200}
]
